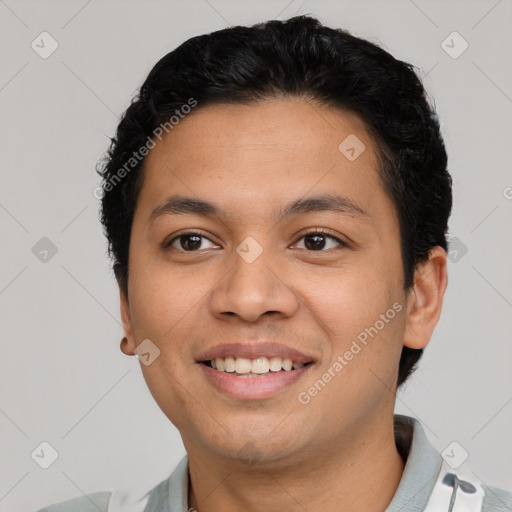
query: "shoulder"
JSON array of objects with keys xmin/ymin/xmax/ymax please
[
  {"xmin": 35, "ymin": 491, "xmax": 112, "ymax": 512},
  {"xmin": 424, "ymin": 460, "xmax": 512, "ymax": 512},
  {"xmin": 34, "ymin": 456, "xmax": 188, "ymax": 512},
  {"xmin": 482, "ymin": 483, "xmax": 512, "ymax": 512}
]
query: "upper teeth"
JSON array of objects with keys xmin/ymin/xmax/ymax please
[{"xmin": 210, "ymin": 356, "xmax": 305, "ymax": 374}]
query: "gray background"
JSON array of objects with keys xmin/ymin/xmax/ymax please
[{"xmin": 0, "ymin": 0, "xmax": 511, "ymax": 510}]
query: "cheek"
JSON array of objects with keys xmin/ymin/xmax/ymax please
[
  {"xmin": 299, "ymin": 263, "xmax": 390, "ymax": 331},
  {"xmin": 127, "ymin": 250, "xmax": 208, "ymax": 338},
  {"xmin": 299, "ymin": 262, "xmax": 405, "ymax": 375}
]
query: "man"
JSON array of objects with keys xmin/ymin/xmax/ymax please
[{"xmin": 37, "ymin": 15, "xmax": 511, "ymax": 512}]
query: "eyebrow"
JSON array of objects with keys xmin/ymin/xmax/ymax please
[{"xmin": 149, "ymin": 193, "xmax": 370, "ymax": 224}]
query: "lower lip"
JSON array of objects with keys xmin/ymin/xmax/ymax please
[{"xmin": 198, "ymin": 363, "xmax": 312, "ymax": 400}]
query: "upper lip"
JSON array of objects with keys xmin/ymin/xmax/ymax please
[{"xmin": 196, "ymin": 342, "xmax": 315, "ymax": 365}]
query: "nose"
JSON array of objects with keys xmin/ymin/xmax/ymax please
[{"xmin": 209, "ymin": 241, "xmax": 299, "ymax": 323}]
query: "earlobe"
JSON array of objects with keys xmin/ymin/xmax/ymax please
[
  {"xmin": 119, "ymin": 288, "xmax": 137, "ymax": 356},
  {"xmin": 120, "ymin": 336, "xmax": 133, "ymax": 356},
  {"xmin": 403, "ymin": 246, "xmax": 448, "ymax": 350}
]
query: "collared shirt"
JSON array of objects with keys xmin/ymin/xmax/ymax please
[{"xmin": 36, "ymin": 415, "xmax": 512, "ymax": 512}]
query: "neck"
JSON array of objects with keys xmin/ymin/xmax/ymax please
[{"xmin": 185, "ymin": 413, "xmax": 406, "ymax": 512}]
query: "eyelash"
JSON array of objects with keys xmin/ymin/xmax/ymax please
[{"xmin": 163, "ymin": 228, "xmax": 348, "ymax": 253}]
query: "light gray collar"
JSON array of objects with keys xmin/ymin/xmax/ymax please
[
  {"xmin": 386, "ymin": 415, "xmax": 443, "ymax": 511},
  {"xmin": 143, "ymin": 414, "xmax": 442, "ymax": 512}
]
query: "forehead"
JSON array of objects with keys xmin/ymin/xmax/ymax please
[{"xmin": 136, "ymin": 99, "xmax": 395, "ymax": 228}]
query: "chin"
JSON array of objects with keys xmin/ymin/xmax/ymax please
[{"xmin": 208, "ymin": 426, "xmax": 310, "ymax": 467}]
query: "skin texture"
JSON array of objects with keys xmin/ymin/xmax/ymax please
[{"xmin": 119, "ymin": 98, "xmax": 448, "ymax": 512}]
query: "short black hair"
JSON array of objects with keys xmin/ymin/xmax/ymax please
[{"xmin": 97, "ymin": 15, "xmax": 452, "ymax": 387}]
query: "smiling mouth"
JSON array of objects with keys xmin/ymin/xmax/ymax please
[{"xmin": 201, "ymin": 356, "xmax": 313, "ymax": 377}]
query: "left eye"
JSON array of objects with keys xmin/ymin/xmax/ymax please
[{"xmin": 294, "ymin": 232, "xmax": 346, "ymax": 251}]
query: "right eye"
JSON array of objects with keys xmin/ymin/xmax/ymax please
[{"xmin": 164, "ymin": 231, "xmax": 220, "ymax": 252}]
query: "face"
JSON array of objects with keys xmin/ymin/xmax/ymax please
[{"xmin": 121, "ymin": 98, "xmax": 413, "ymax": 466}]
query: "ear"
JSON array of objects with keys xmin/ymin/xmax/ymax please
[
  {"xmin": 403, "ymin": 246, "xmax": 448, "ymax": 350},
  {"xmin": 119, "ymin": 285, "xmax": 137, "ymax": 356}
]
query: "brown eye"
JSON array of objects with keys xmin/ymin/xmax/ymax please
[
  {"xmin": 166, "ymin": 232, "xmax": 218, "ymax": 252},
  {"xmin": 295, "ymin": 231, "xmax": 347, "ymax": 251}
]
